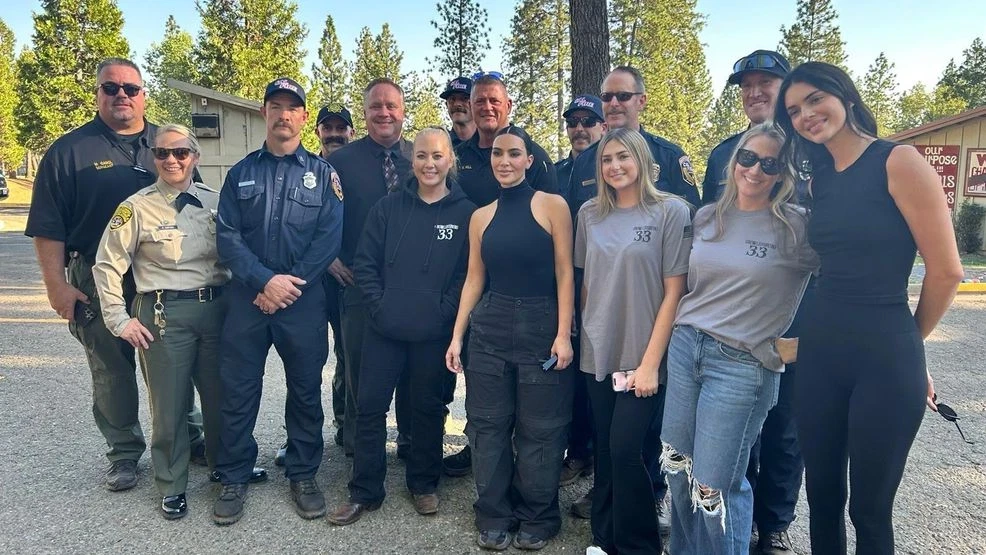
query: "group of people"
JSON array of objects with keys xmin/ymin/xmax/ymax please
[{"xmin": 25, "ymin": 46, "xmax": 962, "ymax": 555}]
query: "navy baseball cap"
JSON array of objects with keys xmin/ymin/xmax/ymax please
[
  {"xmin": 563, "ymin": 94, "xmax": 605, "ymax": 120},
  {"xmin": 263, "ymin": 77, "xmax": 306, "ymax": 106},
  {"xmin": 440, "ymin": 76, "xmax": 473, "ymax": 99},
  {"xmin": 316, "ymin": 106, "xmax": 353, "ymax": 128},
  {"xmin": 728, "ymin": 50, "xmax": 791, "ymax": 85}
]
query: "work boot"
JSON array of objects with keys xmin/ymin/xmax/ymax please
[
  {"xmin": 105, "ymin": 459, "xmax": 138, "ymax": 492},
  {"xmin": 290, "ymin": 478, "xmax": 326, "ymax": 519},
  {"xmin": 558, "ymin": 455, "xmax": 592, "ymax": 486},
  {"xmin": 443, "ymin": 445, "xmax": 472, "ymax": 477},
  {"xmin": 759, "ymin": 530, "xmax": 795, "ymax": 555},
  {"xmin": 213, "ymin": 483, "xmax": 248, "ymax": 525}
]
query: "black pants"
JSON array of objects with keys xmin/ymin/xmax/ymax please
[
  {"xmin": 795, "ymin": 298, "xmax": 926, "ymax": 555},
  {"xmin": 325, "ymin": 277, "xmax": 346, "ymax": 431},
  {"xmin": 587, "ymin": 375, "xmax": 663, "ymax": 554},
  {"xmin": 465, "ymin": 292, "xmax": 573, "ymax": 539},
  {"xmin": 216, "ymin": 283, "xmax": 328, "ymax": 483},
  {"xmin": 348, "ymin": 326, "xmax": 448, "ymax": 503},
  {"xmin": 567, "ymin": 333, "xmax": 593, "ymax": 460}
]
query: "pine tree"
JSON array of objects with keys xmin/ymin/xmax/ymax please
[
  {"xmin": 778, "ymin": 0, "xmax": 848, "ymax": 68},
  {"xmin": 14, "ymin": 0, "xmax": 129, "ymax": 154},
  {"xmin": 860, "ymin": 52, "xmax": 899, "ymax": 137},
  {"xmin": 503, "ymin": 0, "xmax": 570, "ymax": 158},
  {"xmin": 696, "ymin": 83, "xmax": 747, "ymax": 183},
  {"xmin": 194, "ymin": 0, "xmax": 240, "ymax": 93},
  {"xmin": 0, "ymin": 18, "xmax": 25, "ymax": 172},
  {"xmin": 350, "ymin": 24, "xmax": 405, "ymax": 137},
  {"xmin": 937, "ymin": 38, "xmax": 986, "ymax": 109},
  {"xmin": 429, "ymin": 0, "xmax": 490, "ymax": 77},
  {"xmin": 928, "ymin": 81, "xmax": 968, "ymax": 121},
  {"xmin": 310, "ymin": 15, "xmax": 348, "ymax": 111},
  {"xmin": 144, "ymin": 16, "xmax": 199, "ymax": 126},
  {"xmin": 403, "ymin": 72, "xmax": 445, "ymax": 138},
  {"xmin": 894, "ymin": 82, "xmax": 932, "ymax": 132}
]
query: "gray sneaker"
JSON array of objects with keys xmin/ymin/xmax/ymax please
[
  {"xmin": 290, "ymin": 478, "xmax": 326, "ymax": 519},
  {"xmin": 759, "ymin": 530, "xmax": 795, "ymax": 555},
  {"xmin": 105, "ymin": 459, "xmax": 138, "ymax": 491},
  {"xmin": 213, "ymin": 483, "xmax": 248, "ymax": 525}
]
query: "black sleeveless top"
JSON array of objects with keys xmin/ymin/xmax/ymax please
[
  {"xmin": 807, "ymin": 139, "xmax": 916, "ymax": 304},
  {"xmin": 481, "ymin": 181, "xmax": 556, "ymax": 297}
]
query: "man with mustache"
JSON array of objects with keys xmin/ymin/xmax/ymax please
[
  {"xmin": 440, "ymin": 76, "xmax": 475, "ymax": 148},
  {"xmin": 25, "ymin": 57, "xmax": 208, "ymax": 492},
  {"xmin": 316, "ymin": 106, "xmax": 355, "ymax": 158},
  {"xmin": 555, "ymin": 95, "xmax": 606, "ymax": 212}
]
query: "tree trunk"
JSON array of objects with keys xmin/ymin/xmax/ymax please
[{"xmin": 569, "ymin": 0, "xmax": 609, "ymax": 96}]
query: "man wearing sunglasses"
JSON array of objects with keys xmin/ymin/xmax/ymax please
[
  {"xmin": 440, "ymin": 76, "xmax": 476, "ymax": 148},
  {"xmin": 702, "ymin": 49, "xmax": 803, "ymax": 555},
  {"xmin": 26, "ymin": 57, "xmax": 208, "ymax": 493},
  {"xmin": 555, "ymin": 95, "xmax": 606, "ymax": 205}
]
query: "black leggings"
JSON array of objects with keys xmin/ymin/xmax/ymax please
[{"xmin": 794, "ymin": 299, "xmax": 927, "ymax": 555}]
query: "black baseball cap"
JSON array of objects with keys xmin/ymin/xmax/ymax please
[
  {"xmin": 440, "ymin": 76, "xmax": 473, "ymax": 99},
  {"xmin": 563, "ymin": 94, "xmax": 605, "ymax": 120},
  {"xmin": 263, "ymin": 77, "xmax": 306, "ymax": 106},
  {"xmin": 727, "ymin": 50, "xmax": 791, "ymax": 85},
  {"xmin": 316, "ymin": 106, "xmax": 353, "ymax": 128}
]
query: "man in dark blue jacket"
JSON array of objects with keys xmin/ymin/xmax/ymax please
[{"xmin": 213, "ymin": 78, "xmax": 343, "ymax": 525}]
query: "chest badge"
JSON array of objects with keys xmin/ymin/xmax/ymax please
[{"xmin": 303, "ymin": 171, "xmax": 317, "ymax": 189}]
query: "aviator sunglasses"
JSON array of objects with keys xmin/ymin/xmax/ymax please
[
  {"xmin": 565, "ymin": 116, "xmax": 602, "ymax": 128},
  {"xmin": 151, "ymin": 147, "xmax": 195, "ymax": 161},
  {"xmin": 934, "ymin": 395, "xmax": 974, "ymax": 444},
  {"xmin": 736, "ymin": 148, "xmax": 781, "ymax": 176},
  {"xmin": 99, "ymin": 82, "xmax": 144, "ymax": 97}
]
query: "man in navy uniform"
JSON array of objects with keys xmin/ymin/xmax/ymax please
[
  {"xmin": 440, "ymin": 76, "xmax": 475, "ymax": 148},
  {"xmin": 555, "ymin": 94, "xmax": 606, "ymax": 211},
  {"xmin": 212, "ymin": 77, "xmax": 343, "ymax": 525}
]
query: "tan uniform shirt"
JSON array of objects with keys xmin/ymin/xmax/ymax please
[{"xmin": 93, "ymin": 180, "xmax": 232, "ymax": 336}]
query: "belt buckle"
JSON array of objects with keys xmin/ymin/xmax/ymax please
[{"xmin": 197, "ymin": 288, "xmax": 211, "ymax": 303}]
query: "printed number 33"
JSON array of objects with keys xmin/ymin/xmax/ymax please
[
  {"xmin": 633, "ymin": 230, "xmax": 652, "ymax": 242},
  {"xmin": 746, "ymin": 245, "xmax": 767, "ymax": 258},
  {"xmin": 437, "ymin": 229, "xmax": 455, "ymax": 240}
]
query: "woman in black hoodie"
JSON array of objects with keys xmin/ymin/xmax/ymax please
[{"xmin": 327, "ymin": 128, "xmax": 476, "ymax": 525}]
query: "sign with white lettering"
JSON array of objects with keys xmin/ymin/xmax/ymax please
[
  {"xmin": 965, "ymin": 148, "xmax": 986, "ymax": 198},
  {"xmin": 916, "ymin": 145, "xmax": 959, "ymax": 210}
]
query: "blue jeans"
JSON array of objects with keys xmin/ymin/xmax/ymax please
[{"xmin": 661, "ymin": 325, "xmax": 780, "ymax": 555}]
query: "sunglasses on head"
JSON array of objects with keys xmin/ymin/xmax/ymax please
[
  {"xmin": 565, "ymin": 116, "xmax": 601, "ymax": 129},
  {"xmin": 934, "ymin": 395, "xmax": 974, "ymax": 444},
  {"xmin": 472, "ymin": 70, "xmax": 504, "ymax": 81},
  {"xmin": 99, "ymin": 82, "xmax": 143, "ymax": 98},
  {"xmin": 736, "ymin": 149, "xmax": 781, "ymax": 175},
  {"xmin": 732, "ymin": 53, "xmax": 785, "ymax": 75},
  {"xmin": 151, "ymin": 147, "xmax": 195, "ymax": 161},
  {"xmin": 600, "ymin": 91, "xmax": 642, "ymax": 103}
]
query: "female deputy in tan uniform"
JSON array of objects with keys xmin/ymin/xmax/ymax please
[{"xmin": 93, "ymin": 123, "xmax": 229, "ymax": 520}]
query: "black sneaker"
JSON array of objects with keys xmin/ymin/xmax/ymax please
[
  {"xmin": 759, "ymin": 530, "xmax": 795, "ymax": 555},
  {"xmin": 443, "ymin": 445, "xmax": 471, "ymax": 477},
  {"xmin": 558, "ymin": 455, "xmax": 592, "ymax": 486},
  {"xmin": 105, "ymin": 459, "xmax": 138, "ymax": 492},
  {"xmin": 274, "ymin": 441, "xmax": 287, "ymax": 466},
  {"xmin": 213, "ymin": 483, "xmax": 248, "ymax": 525},
  {"xmin": 290, "ymin": 478, "xmax": 326, "ymax": 519},
  {"xmin": 477, "ymin": 529, "xmax": 512, "ymax": 551},
  {"xmin": 513, "ymin": 531, "xmax": 547, "ymax": 550},
  {"xmin": 161, "ymin": 493, "xmax": 187, "ymax": 520}
]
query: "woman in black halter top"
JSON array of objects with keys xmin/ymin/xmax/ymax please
[
  {"xmin": 446, "ymin": 126, "xmax": 575, "ymax": 551},
  {"xmin": 776, "ymin": 62, "xmax": 963, "ymax": 555}
]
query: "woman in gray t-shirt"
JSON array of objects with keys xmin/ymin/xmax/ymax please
[
  {"xmin": 660, "ymin": 123, "xmax": 818, "ymax": 555},
  {"xmin": 574, "ymin": 128, "xmax": 692, "ymax": 554}
]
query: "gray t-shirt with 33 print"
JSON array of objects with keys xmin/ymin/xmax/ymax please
[
  {"xmin": 674, "ymin": 204, "xmax": 819, "ymax": 372},
  {"xmin": 575, "ymin": 196, "xmax": 693, "ymax": 382}
]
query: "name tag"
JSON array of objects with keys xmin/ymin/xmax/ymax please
[
  {"xmin": 93, "ymin": 160, "xmax": 114, "ymax": 170},
  {"xmin": 581, "ymin": 179, "xmax": 596, "ymax": 187},
  {"xmin": 238, "ymin": 180, "xmax": 256, "ymax": 187},
  {"xmin": 157, "ymin": 224, "xmax": 178, "ymax": 231}
]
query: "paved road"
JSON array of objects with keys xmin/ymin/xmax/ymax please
[{"xmin": 1, "ymin": 229, "xmax": 983, "ymax": 554}]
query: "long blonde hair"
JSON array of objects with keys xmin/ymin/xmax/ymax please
[
  {"xmin": 702, "ymin": 123, "xmax": 800, "ymax": 247},
  {"xmin": 593, "ymin": 128, "xmax": 671, "ymax": 218}
]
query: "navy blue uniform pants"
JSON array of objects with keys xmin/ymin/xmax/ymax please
[{"xmin": 216, "ymin": 283, "xmax": 328, "ymax": 483}]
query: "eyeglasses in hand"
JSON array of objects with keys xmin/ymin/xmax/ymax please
[{"xmin": 934, "ymin": 395, "xmax": 974, "ymax": 444}]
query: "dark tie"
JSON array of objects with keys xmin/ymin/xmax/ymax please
[
  {"xmin": 382, "ymin": 151, "xmax": 400, "ymax": 192},
  {"xmin": 175, "ymin": 191, "xmax": 202, "ymax": 213}
]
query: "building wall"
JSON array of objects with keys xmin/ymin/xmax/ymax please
[{"xmin": 186, "ymin": 94, "xmax": 266, "ymax": 187}]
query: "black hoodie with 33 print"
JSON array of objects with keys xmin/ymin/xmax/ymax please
[{"xmin": 353, "ymin": 176, "xmax": 476, "ymax": 342}]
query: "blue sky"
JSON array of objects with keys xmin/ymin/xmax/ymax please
[{"xmin": 4, "ymin": 0, "xmax": 983, "ymax": 94}]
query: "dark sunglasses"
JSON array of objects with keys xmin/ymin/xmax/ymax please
[
  {"xmin": 736, "ymin": 149, "xmax": 781, "ymax": 175},
  {"xmin": 151, "ymin": 147, "xmax": 195, "ymax": 161},
  {"xmin": 732, "ymin": 53, "xmax": 785, "ymax": 74},
  {"xmin": 600, "ymin": 91, "xmax": 643, "ymax": 103},
  {"xmin": 99, "ymin": 82, "xmax": 144, "ymax": 97},
  {"xmin": 565, "ymin": 116, "xmax": 601, "ymax": 129},
  {"xmin": 472, "ymin": 70, "xmax": 504, "ymax": 81},
  {"xmin": 934, "ymin": 395, "xmax": 974, "ymax": 444}
]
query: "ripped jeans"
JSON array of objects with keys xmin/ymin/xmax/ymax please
[{"xmin": 661, "ymin": 325, "xmax": 780, "ymax": 555}]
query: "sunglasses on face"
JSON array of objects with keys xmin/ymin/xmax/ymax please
[
  {"xmin": 472, "ymin": 70, "xmax": 504, "ymax": 81},
  {"xmin": 732, "ymin": 53, "xmax": 785, "ymax": 74},
  {"xmin": 565, "ymin": 116, "xmax": 601, "ymax": 128},
  {"xmin": 151, "ymin": 147, "xmax": 195, "ymax": 161},
  {"xmin": 99, "ymin": 82, "xmax": 144, "ymax": 97},
  {"xmin": 600, "ymin": 91, "xmax": 642, "ymax": 103},
  {"xmin": 736, "ymin": 149, "xmax": 781, "ymax": 175},
  {"xmin": 934, "ymin": 395, "xmax": 974, "ymax": 444}
]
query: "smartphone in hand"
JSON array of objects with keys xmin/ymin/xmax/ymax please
[
  {"xmin": 541, "ymin": 355, "xmax": 558, "ymax": 372},
  {"xmin": 74, "ymin": 301, "xmax": 97, "ymax": 327},
  {"xmin": 611, "ymin": 370, "xmax": 636, "ymax": 392}
]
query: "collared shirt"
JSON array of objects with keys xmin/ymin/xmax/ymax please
[
  {"xmin": 25, "ymin": 115, "xmax": 158, "ymax": 258},
  {"xmin": 327, "ymin": 136, "xmax": 413, "ymax": 266},
  {"xmin": 454, "ymin": 132, "xmax": 559, "ymax": 207},
  {"xmin": 217, "ymin": 143, "xmax": 343, "ymax": 293},
  {"xmin": 93, "ymin": 181, "xmax": 231, "ymax": 336},
  {"xmin": 566, "ymin": 128, "xmax": 701, "ymax": 220},
  {"xmin": 555, "ymin": 151, "xmax": 576, "ymax": 201}
]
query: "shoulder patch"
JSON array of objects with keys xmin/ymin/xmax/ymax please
[
  {"xmin": 109, "ymin": 203, "xmax": 133, "ymax": 231},
  {"xmin": 679, "ymin": 156, "xmax": 697, "ymax": 187},
  {"xmin": 331, "ymin": 171, "xmax": 343, "ymax": 201}
]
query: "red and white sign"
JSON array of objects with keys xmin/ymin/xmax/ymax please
[
  {"xmin": 916, "ymin": 145, "xmax": 959, "ymax": 210},
  {"xmin": 965, "ymin": 148, "xmax": 986, "ymax": 198}
]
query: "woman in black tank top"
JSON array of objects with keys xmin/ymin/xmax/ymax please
[
  {"xmin": 445, "ymin": 126, "xmax": 575, "ymax": 550},
  {"xmin": 775, "ymin": 62, "xmax": 963, "ymax": 555}
]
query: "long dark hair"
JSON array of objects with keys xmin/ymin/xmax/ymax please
[
  {"xmin": 774, "ymin": 62, "xmax": 878, "ymax": 174},
  {"xmin": 494, "ymin": 124, "xmax": 534, "ymax": 155}
]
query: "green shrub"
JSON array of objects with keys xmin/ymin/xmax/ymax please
[{"xmin": 954, "ymin": 199, "xmax": 986, "ymax": 254}]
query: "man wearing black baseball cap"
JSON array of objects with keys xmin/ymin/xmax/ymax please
[
  {"xmin": 439, "ymin": 76, "xmax": 475, "ymax": 147},
  {"xmin": 315, "ymin": 106, "xmax": 355, "ymax": 159},
  {"xmin": 556, "ymin": 94, "xmax": 606, "ymax": 211}
]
